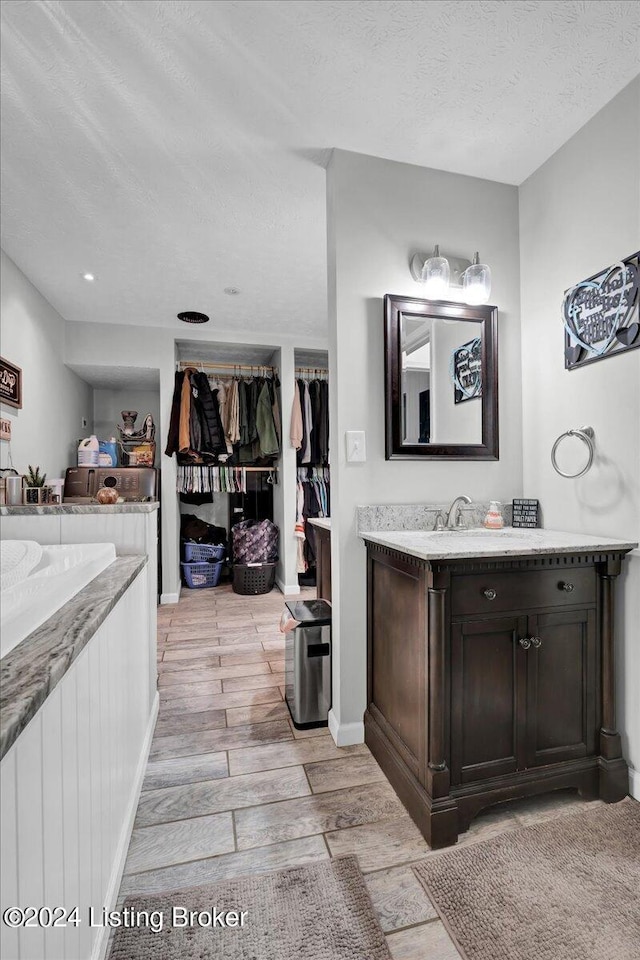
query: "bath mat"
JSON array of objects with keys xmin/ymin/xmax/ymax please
[
  {"xmin": 109, "ymin": 855, "xmax": 391, "ymax": 959},
  {"xmin": 413, "ymin": 797, "xmax": 640, "ymax": 960}
]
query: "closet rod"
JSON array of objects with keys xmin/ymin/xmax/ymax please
[
  {"xmin": 177, "ymin": 361, "xmax": 276, "ymax": 373},
  {"xmin": 295, "ymin": 366, "xmax": 328, "ymax": 374}
]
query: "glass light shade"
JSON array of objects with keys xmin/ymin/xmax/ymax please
[
  {"xmin": 420, "ymin": 245, "xmax": 450, "ymax": 299},
  {"xmin": 463, "ymin": 254, "xmax": 491, "ymax": 305}
]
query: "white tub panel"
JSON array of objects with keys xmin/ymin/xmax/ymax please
[
  {"xmin": 60, "ymin": 668, "xmax": 81, "ymax": 960},
  {"xmin": 75, "ymin": 651, "xmax": 94, "ymax": 960},
  {"xmin": 41, "ymin": 685, "xmax": 65, "ymax": 960},
  {"xmin": 0, "ymin": 515, "xmax": 61, "ymax": 544},
  {"xmin": 0, "ymin": 750, "xmax": 19, "ymax": 960},
  {"xmin": 0, "ymin": 565, "xmax": 155, "ymax": 960},
  {"xmin": 15, "ymin": 718, "xmax": 45, "ymax": 960}
]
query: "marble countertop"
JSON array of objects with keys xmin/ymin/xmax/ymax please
[
  {"xmin": 0, "ymin": 556, "xmax": 146, "ymax": 760},
  {"xmin": 360, "ymin": 527, "xmax": 638, "ymax": 562},
  {"xmin": 308, "ymin": 517, "xmax": 331, "ymax": 531},
  {"xmin": 1, "ymin": 502, "xmax": 158, "ymax": 515}
]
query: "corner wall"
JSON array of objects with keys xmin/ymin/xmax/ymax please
[
  {"xmin": 327, "ymin": 150, "xmax": 522, "ymax": 742},
  {"xmin": 519, "ymin": 78, "xmax": 640, "ymax": 794},
  {"xmin": 0, "ymin": 251, "xmax": 93, "ymax": 479}
]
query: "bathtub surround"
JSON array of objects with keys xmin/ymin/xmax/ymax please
[
  {"xmin": 1, "ymin": 553, "xmax": 156, "ymax": 960},
  {"xmin": 1, "ymin": 501, "xmax": 159, "ymax": 714},
  {"xmin": 0, "ymin": 502, "xmax": 159, "ymax": 516},
  {"xmin": 519, "ymin": 78, "xmax": 640, "ymax": 794},
  {"xmin": 0, "ymin": 555, "xmax": 145, "ymax": 758},
  {"xmin": 0, "ymin": 251, "xmax": 93, "ymax": 478}
]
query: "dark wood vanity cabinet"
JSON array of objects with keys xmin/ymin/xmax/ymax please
[{"xmin": 365, "ymin": 543, "xmax": 630, "ymax": 849}]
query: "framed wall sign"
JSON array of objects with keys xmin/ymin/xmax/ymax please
[
  {"xmin": 451, "ymin": 336, "xmax": 482, "ymax": 404},
  {"xmin": 0, "ymin": 357, "xmax": 22, "ymax": 409},
  {"xmin": 512, "ymin": 498, "xmax": 540, "ymax": 528},
  {"xmin": 563, "ymin": 251, "xmax": 639, "ymax": 370}
]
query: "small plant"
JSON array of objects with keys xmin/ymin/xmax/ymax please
[{"xmin": 26, "ymin": 465, "xmax": 47, "ymax": 488}]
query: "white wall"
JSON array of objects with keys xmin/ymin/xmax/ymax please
[
  {"xmin": 519, "ymin": 77, "xmax": 640, "ymax": 792},
  {"xmin": 93, "ymin": 388, "xmax": 160, "ymax": 446},
  {"xmin": 327, "ymin": 149, "xmax": 522, "ymax": 742},
  {"xmin": 0, "ymin": 251, "xmax": 93, "ymax": 480}
]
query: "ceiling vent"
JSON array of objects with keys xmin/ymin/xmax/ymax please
[{"xmin": 177, "ymin": 311, "xmax": 209, "ymax": 324}]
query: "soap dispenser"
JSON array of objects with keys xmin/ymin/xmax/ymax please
[{"xmin": 484, "ymin": 501, "xmax": 504, "ymax": 530}]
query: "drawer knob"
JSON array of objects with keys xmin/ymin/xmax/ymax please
[
  {"xmin": 483, "ymin": 588, "xmax": 497, "ymax": 601},
  {"xmin": 519, "ymin": 637, "xmax": 532, "ymax": 650},
  {"xmin": 558, "ymin": 581, "xmax": 574, "ymax": 592},
  {"xmin": 530, "ymin": 636, "xmax": 543, "ymax": 648}
]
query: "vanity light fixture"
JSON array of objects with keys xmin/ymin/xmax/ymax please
[
  {"xmin": 462, "ymin": 252, "xmax": 492, "ymax": 305},
  {"xmin": 420, "ymin": 245, "xmax": 450, "ymax": 299},
  {"xmin": 410, "ymin": 247, "xmax": 492, "ymax": 304}
]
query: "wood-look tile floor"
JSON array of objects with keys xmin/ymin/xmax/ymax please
[{"xmin": 118, "ymin": 583, "xmax": 605, "ymax": 959}]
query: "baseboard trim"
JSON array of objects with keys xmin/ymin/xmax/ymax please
[
  {"xmin": 328, "ymin": 710, "xmax": 365, "ymax": 747},
  {"xmin": 160, "ymin": 591, "xmax": 180, "ymax": 604},
  {"xmin": 276, "ymin": 577, "xmax": 303, "ymax": 596},
  {"xmin": 629, "ymin": 765, "xmax": 640, "ymax": 800},
  {"xmin": 94, "ymin": 691, "xmax": 159, "ymax": 960}
]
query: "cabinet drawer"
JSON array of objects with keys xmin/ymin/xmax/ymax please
[{"xmin": 451, "ymin": 567, "xmax": 596, "ymax": 616}]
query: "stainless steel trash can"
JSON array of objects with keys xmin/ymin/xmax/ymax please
[{"xmin": 282, "ymin": 599, "xmax": 331, "ymax": 729}]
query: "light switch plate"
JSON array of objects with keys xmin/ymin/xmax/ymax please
[
  {"xmin": 346, "ymin": 430, "xmax": 366, "ymax": 462},
  {"xmin": 0, "ymin": 418, "xmax": 11, "ymax": 441}
]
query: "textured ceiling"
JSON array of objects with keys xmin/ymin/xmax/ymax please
[{"xmin": 1, "ymin": 1, "xmax": 638, "ymax": 338}]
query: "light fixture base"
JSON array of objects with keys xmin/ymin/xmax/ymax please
[{"xmin": 410, "ymin": 252, "xmax": 472, "ymax": 288}]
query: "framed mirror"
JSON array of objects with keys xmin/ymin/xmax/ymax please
[{"xmin": 384, "ymin": 295, "xmax": 498, "ymax": 460}]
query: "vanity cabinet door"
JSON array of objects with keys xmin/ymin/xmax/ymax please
[
  {"xmin": 451, "ymin": 615, "xmax": 528, "ymax": 785},
  {"xmin": 525, "ymin": 608, "xmax": 598, "ymax": 768}
]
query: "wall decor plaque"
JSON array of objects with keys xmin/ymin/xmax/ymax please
[
  {"xmin": 451, "ymin": 336, "xmax": 482, "ymax": 404},
  {"xmin": 563, "ymin": 251, "xmax": 639, "ymax": 370},
  {"xmin": 0, "ymin": 357, "xmax": 22, "ymax": 409},
  {"xmin": 512, "ymin": 498, "xmax": 540, "ymax": 528}
]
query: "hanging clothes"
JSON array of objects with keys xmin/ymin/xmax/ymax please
[
  {"xmin": 290, "ymin": 374, "xmax": 329, "ymax": 466},
  {"xmin": 179, "ymin": 368, "xmax": 194, "ymax": 453},
  {"xmin": 167, "ymin": 366, "xmax": 281, "ymax": 466},
  {"xmin": 290, "ymin": 381, "xmax": 303, "ymax": 451},
  {"xmin": 165, "ymin": 370, "xmax": 185, "ymax": 457},
  {"xmin": 256, "ymin": 379, "xmax": 279, "ymax": 457}
]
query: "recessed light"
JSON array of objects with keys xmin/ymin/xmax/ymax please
[
  {"xmin": 224, "ymin": 287, "xmax": 240, "ymax": 296},
  {"xmin": 82, "ymin": 273, "xmax": 95, "ymax": 282},
  {"xmin": 177, "ymin": 311, "xmax": 210, "ymax": 324}
]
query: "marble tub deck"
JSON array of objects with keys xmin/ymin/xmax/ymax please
[
  {"xmin": 116, "ymin": 583, "xmax": 606, "ymax": 960},
  {"xmin": 0, "ymin": 556, "xmax": 147, "ymax": 759}
]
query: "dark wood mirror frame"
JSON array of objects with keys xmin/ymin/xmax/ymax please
[{"xmin": 384, "ymin": 294, "xmax": 499, "ymax": 460}]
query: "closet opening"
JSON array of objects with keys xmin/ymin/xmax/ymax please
[{"xmin": 169, "ymin": 341, "xmax": 283, "ymax": 598}]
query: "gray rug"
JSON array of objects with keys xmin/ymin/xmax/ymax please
[
  {"xmin": 109, "ymin": 855, "xmax": 391, "ymax": 959},
  {"xmin": 413, "ymin": 797, "xmax": 640, "ymax": 960}
]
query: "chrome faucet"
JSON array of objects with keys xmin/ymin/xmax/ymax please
[{"xmin": 444, "ymin": 494, "xmax": 472, "ymax": 529}]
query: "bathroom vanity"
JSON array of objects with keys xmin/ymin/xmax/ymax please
[{"xmin": 362, "ymin": 527, "xmax": 637, "ymax": 848}]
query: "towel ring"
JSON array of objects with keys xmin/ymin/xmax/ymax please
[{"xmin": 551, "ymin": 427, "xmax": 595, "ymax": 478}]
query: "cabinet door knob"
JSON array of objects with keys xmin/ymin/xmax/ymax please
[
  {"xmin": 530, "ymin": 636, "xmax": 542, "ymax": 648},
  {"xmin": 558, "ymin": 581, "xmax": 574, "ymax": 592},
  {"xmin": 483, "ymin": 588, "xmax": 497, "ymax": 601},
  {"xmin": 519, "ymin": 637, "xmax": 532, "ymax": 650}
]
